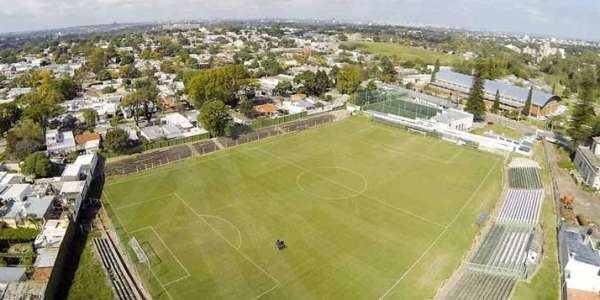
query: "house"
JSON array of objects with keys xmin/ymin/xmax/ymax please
[
  {"xmin": 74, "ymin": 133, "xmax": 101, "ymax": 154},
  {"xmin": 432, "ymin": 69, "xmax": 562, "ymax": 117},
  {"xmin": 163, "ymin": 124, "xmax": 184, "ymax": 140},
  {"xmin": 164, "ymin": 113, "xmax": 194, "ymax": 130},
  {"xmin": 46, "ymin": 130, "xmax": 76, "ymax": 156},
  {"xmin": 140, "ymin": 126, "xmax": 164, "ymax": 142},
  {"xmin": 0, "ymin": 267, "xmax": 26, "ymax": 283},
  {"xmin": 0, "ymin": 184, "xmax": 30, "ymax": 203},
  {"xmin": 574, "ymin": 137, "xmax": 600, "ymax": 189},
  {"xmin": 73, "ymin": 154, "xmax": 98, "ymax": 177},
  {"xmin": 283, "ymin": 99, "xmax": 315, "ymax": 114},
  {"xmin": 564, "ymin": 229, "xmax": 600, "ymax": 293},
  {"xmin": 23, "ymin": 196, "xmax": 55, "ymax": 221},
  {"xmin": 253, "ymin": 104, "xmax": 280, "ymax": 117}
]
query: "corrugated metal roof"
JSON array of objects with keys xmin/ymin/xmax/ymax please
[{"xmin": 436, "ymin": 69, "xmax": 560, "ymax": 107}]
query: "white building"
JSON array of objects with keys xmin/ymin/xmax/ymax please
[
  {"xmin": 574, "ymin": 137, "xmax": 600, "ymax": 189},
  {"xmin": 431, "ymin": 109, "xmax": 474, "ymax": 131},
  {"xmin": 164, "ymin": 113, "xmax": 194, "ymax": 130},
  {"xmin": 565, "ymin": 229, "xmax": 600, "ymax": 293},
  {"xmin": 46, "ymin": 130, "xmax": 76, "ymax": 156}
]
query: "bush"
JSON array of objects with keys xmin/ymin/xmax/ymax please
[
  {"xmin": 21, "ymin": 152, "xmax": 52, "ymax": 179},
  {"xmin": 0, "ymin": 228, "xmax": 40, "ymax": 242},
  {"xmin": 558, "ymin": 159, "xmax": 576, "ymax": 170}
]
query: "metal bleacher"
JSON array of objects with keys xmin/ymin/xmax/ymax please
[
  {"xmin": 436, "ymin": 159, "xmax": 544, "ymax": 300},
  {"xmin": 94, "ymin": 237, "xmax": 146, "ymax": 300}
]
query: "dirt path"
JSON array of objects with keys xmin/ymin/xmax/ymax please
[{"xmin": 549, "ymin": 146, "xmax": 600, "ymax": 225}]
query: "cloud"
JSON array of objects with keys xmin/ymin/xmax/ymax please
[{"xmin": 0, "ymin": 0, "xmax": 597, "ymax": 40}]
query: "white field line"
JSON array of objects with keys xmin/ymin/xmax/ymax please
[
  {"xmin": 103, "ymin": 192, "xmax": 130, "ymax": 237},
  {"xmin": 163, "ymin": 274, "xmax": 191, "ymax": 287},
  {"xmin": 200, "ymin": 214, "xmax": 243, "ymax": 250},
  {"xmin": 173, "ymin": 194, "xmax": 281, "ymax": 292},
  {"xmin": 129, "ymin": 226, "xmax": 153, "ymax": 234},
  {"xmin": 115, "ymin": 194, "xmax": 175, "ymax": 211},
  {"xmin": 149, "ymin": 227, "xmax": 191, "ymax": 277},
  {"xmin": 446, "ymin": 149, "xmax": 465, "ymax": 164},
  {"xmin": 378, "ymin": 158, "xmax": 499, "ymax": 300},
  {"xmin": 255, "ymin": 148, "xmax": 447, "ymax": 228},
  {"xmin": 355, "ymin": 125, "xmax": 375, "ymax": 135}
]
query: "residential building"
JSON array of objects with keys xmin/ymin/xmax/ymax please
[
  {"xmin": 431, "ymin": 109, "xmax": 474, "ymax": 131},
  {"xmin": 253, "ymin": 104, "xmax": 280, "ymax": 117},
  {"xmin": 46, "ymin": 130, "xmax": 76, "ymax": 156},
  {"xmin": 74, "ymin": 133, "xmax": 101, "ymax": 155},
  {"xmin": 573, "ymin": 137, "xmax": 600, "ymax": 189},
  {"xmin": 432, "ymin": 69, "xmax": 562, "ymax": 117},
  {"xmin": 564, "ymin": 229, "xmax": 600, "ymax": 293}
]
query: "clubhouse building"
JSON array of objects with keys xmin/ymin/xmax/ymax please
[{"xmin": 432, "ymin": 69, "xmax": 562, "ymax": 117}]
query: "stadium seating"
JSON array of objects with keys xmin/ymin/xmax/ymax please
[{"xmin": 438, "ymin": 270, "xmax": 517, "ymax": 300}]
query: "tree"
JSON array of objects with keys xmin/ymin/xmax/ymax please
[
  {"xmin": 523, "ymin": 87, "xmax": 533, "ymax": 116},
  {"xmin": 434, "ymin": 59, "xmax": 441, "ymax": 72},
  {"xmin": 104, "ymin": 128, "xmax": 130, "ymax": 152},
  {"xmin": 294, "ymin": 71, "xmax": 328, "ymax": 96},
  {"xmin": 185, "ymin": 65, "xmax": 250, "ymax": 108},
  {"xmin": 464, "ymin": 66, "xmax": 486, "ymax": 121},
  {"xmin": 5, "ymin": 121, "xmax": 44, "ymax": 160},
  {"xmin": 239, "ymin": 100, "xmax": 254, "ymax": 118},
  {"xmin": 87, "ymin": 48, "xmax": 107, "ymax": 74},
  {"xmin": 118, "ymin": 65, "xmax": 140, "ymax": 79},
  {"xmin": 121, "ymin": 92, "xmax": 143, "ymax": 127},
  {"xmin": 567, "ymin": 79, "xmax": 596, "ymax": 148},
  {"xmin": 21, "ymin": 152, "xmax": 52, "ymax": 179},
  {"xmin": 51, "ymin": 78, "xmax": 79, "ymax": 100},
  {"xmin": 336, "ymin": 65, "xmax": 361, "ymax": 95},
  {"xmin": 274, "ymin": 81, "xmax": 293, "ymax": 96},
  {"xmin": 431, "ymin": 72, "xmax": 436, "ymax": 82},
  {"xmin": 82, "ymin": 109, "xmax": 98, "ymax": 131},
  {"xmin": 198, "ymin": 100, "xmax": 230, "ymax": 137},
  {"xmin": 338, "ymin": 34, "xmax": 348, "ymax": 42},
  {"xmin": 102, "ymin": 86, "xmax": 117, "ymax": 94},
  {"xmin": 0, "ymin": 103, "xmax": 22, "ymax": 137},
  {"xmin": 110, "ymin": 115, "xmax": 122, "ymax": 127},
  {"xmin": 492, "ymin": 89, "xmax": 501, "ymax": 114},
  {"xmin": 379, "ymin": 56, "xmax": 397, "ymax": 83},
  {"xmin": 366, "ymin": 80, "xmax": 378, "ymax": 91}
]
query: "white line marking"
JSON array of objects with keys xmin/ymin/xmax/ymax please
[
  {"xmin": 255, "ymin": 149, "xmax": 447, "ymax": 228},
  {"xmin": 378, "ymin": 158, "xmax": 499, "ymax": 300},
  {"xmin": 148, "ymin": 226, "xmax": 191, "ymax": 276},
  {"xmin": 173, "ymin": 193, "xmax": 281, "ymax": 285},
  {"xmin": 129, "ymin": 226, "xmax": 153, "ymax": 234},
  {"xmin": 355, "ymin": 125, "xmax": 375, "ymax": 135},
  {"xmin": 115, "ymin": 194, "xmax": 174, "ymax": 210},
  {"xmin": 249, "ymin": 283, "xmax": 281, "ymax": 300},
  {"xmin": 163, "ymin": 274, "xmax": 191, "ymax": 287},
  {"xmin": 446, "ymin": 149, "xmax": 464, "ymax": 164},
  {"xmin": 199, "ymin": 214, "xmax": 243, "ymax": 250}
]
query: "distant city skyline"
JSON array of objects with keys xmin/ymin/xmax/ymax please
[{"xmin": 0, "ymin": 0, "xmax": 598, "ymax": 41}]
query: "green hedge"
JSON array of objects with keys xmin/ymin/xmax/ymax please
[
  {"xmin": 0, "ymin": 228, "xmax": 40, "ymax": 242},
  {"xmin": 250, "ymin": 112, "xmax": 308, "ymax": 130}
]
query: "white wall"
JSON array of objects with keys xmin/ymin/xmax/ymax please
[{"xmin": 566, "ymin": 259, "xmax": 600, "ymax": 292}]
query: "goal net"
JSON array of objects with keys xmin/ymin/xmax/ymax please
[
  {"xmin": 129, "ymin": 237, "xmax": 149, "ymax": 264},
  {"xmin": 408, "ymin": 128, "xmax": 427, "ymax": 137}
]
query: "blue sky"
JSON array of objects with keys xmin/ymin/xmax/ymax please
[{"xmin": 0, "ymin": 0, "xmax": 598, "ymax": 40}]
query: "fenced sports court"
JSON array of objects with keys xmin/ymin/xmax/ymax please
[{"xmin": 356, "ymin": 89, "xmax": 441, "ymax": 119}]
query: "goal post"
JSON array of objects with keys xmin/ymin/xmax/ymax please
[
  {"xmin": 407, "ymin": 128, "xmax": 427, "ymax": 137},
  {"xmin": 129, "ymin": 237, "xmax": 149, "ymax": 266}
]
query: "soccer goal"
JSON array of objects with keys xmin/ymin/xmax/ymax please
[
  {"xmin": 129, "ymin": 237, "xmax": 149, "ymax": 265},
  {"xmin": 408, "ymin": 128, "xmax": 427, "ymax": 137}
]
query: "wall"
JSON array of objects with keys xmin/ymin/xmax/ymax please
[
  {"xmin": 43, "ymin": 220, "xmax": 77, "ymax": 300},
  {"xmin": 565, "ymin": 259, "xmax": 600, "ymax": 292},
  {"xmin": 574, "ymin": 149, "xmax": 600, "ymax": 189}
]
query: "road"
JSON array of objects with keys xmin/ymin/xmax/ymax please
[{"xmin": 483, "ymin": 114, "xmax": 537, "ymax": 134}]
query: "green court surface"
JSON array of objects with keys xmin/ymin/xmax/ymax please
[{"xmin": 102, "ymin": 117, "xmax": 503, "ymax": 300}]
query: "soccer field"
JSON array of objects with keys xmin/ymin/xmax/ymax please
[{"xmin": 102, "ymin": 117, "xmax": 503, "ymax": 300}]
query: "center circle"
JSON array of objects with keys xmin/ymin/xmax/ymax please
[{"xmin": 296, "ymin": 167, "xmax": 368, "ymax": 199}]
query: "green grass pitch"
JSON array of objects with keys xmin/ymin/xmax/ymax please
[{"xmin": 102, "ymin": 117, "xmax": 503, "ymax": 300}]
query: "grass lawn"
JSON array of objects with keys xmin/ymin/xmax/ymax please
[
  {"xmin": 102, "ymin": 117, "xmax": 502, "ymax": 300},
  {"xmin": 511, "ymin": 144, "xmax": 560, "ymax": 300},
  {"xmin": 342, "ymin": 41, "xmax": 458, "ymax": 64},
  {"xmin": 66, "ymin": 232, "xmax": 114, "ymax": 300},
  {"xmin": 472, "ymin": 124, "xmax": 524, "ymax": 140}
]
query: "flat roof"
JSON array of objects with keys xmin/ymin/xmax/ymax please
[
  {"xmin": 61, "ymin": 165, "xmax": 81, "ymax": 178},
  {"xmin": 59, "ymin": 181, "xmax": 85, "ymax": 195},
  {"xmin": 0, "ymin": 267, "xmax": 26, "ymax": 282},
  {"xmin": 24, "ymin": 196, "xmax": 54, "ymax": 219}
]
